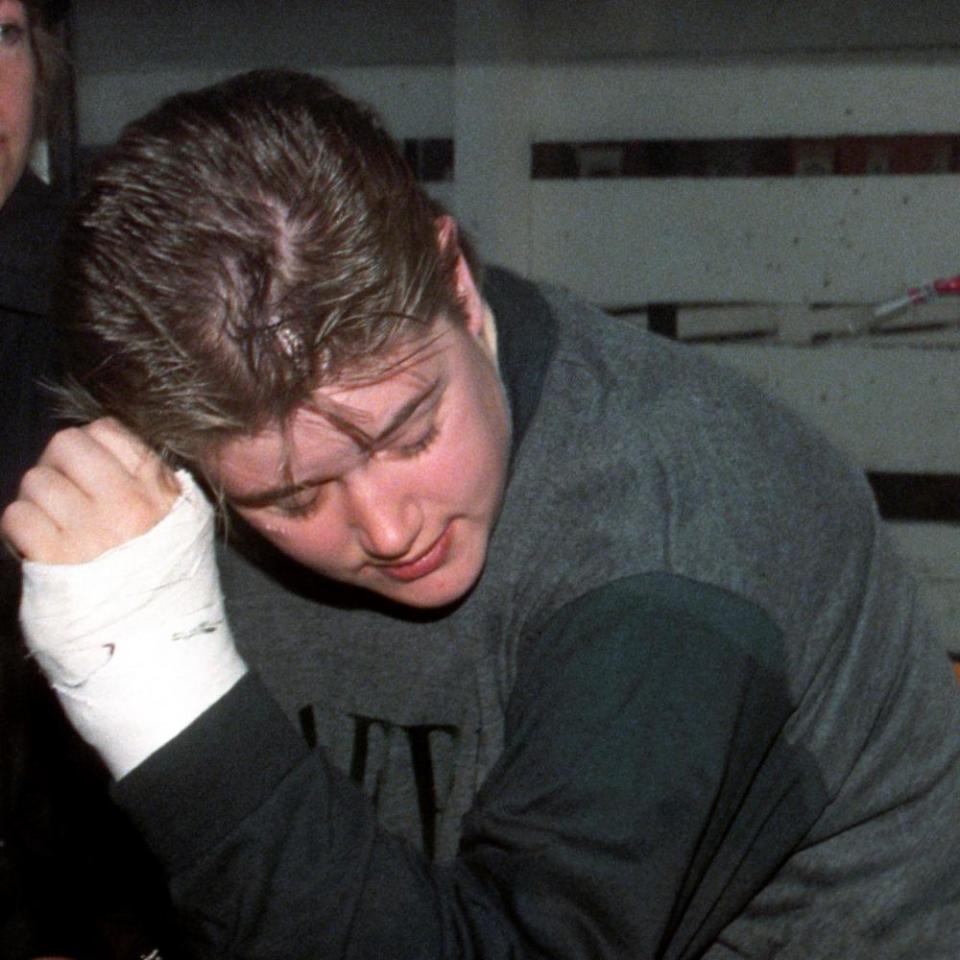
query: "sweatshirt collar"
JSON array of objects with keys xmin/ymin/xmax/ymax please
[{"xmin": 481, "ymin": 267, "xmax": 559, "ymax": 464}]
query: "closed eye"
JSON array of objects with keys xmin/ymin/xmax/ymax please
[
  {"xmin": 270, "ymin": 484, "xmax": 327, "ymax": 520},
  {"xmin": 394, "ymin": 421, "xmax": 439, "ymax": 459}
]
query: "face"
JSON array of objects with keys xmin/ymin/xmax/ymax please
[
  {"xmin": 205, "ymin": 282, "xmax": 512, "ymax": 609},
  {"xmin": 0, "ymin": 0, "xmax": 34, "ymax": 207}
]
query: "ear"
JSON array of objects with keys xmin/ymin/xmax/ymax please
[{"xmin": 435, "ymin": 215, "xmax": 487, "ymax": 339}]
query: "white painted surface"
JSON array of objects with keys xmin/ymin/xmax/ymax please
[
  {"xmin": 80, "ymin": 56, "xmax": 960, "ymax": 148},
  {"xmin": 891, "ymin": 522, "xmax": 960, "ymax": 577},
  {"xmin": 529, "ymin": 177, "xmax": 960, "ymax": 306},
  {"xmin": 522, "ymin": 60, "xmax": 960, "ymax": 307},
  {"xmin": 454, "ymin": 64, "xmax": 533, "ymax": 272},
  {"xmin": 699, "ymin": 341, "xmax": 960, "ymax": 473},
  {"xmin": 676, "ymin": 302, "xmax": 960, "ymax": 342},
  {"xmin": 888, "ymin": 522, "xmax": 960, "ymax": 652},
  {"xmin": 918, "ymin": 579, "xmax": 960, "ymax": 654},
  {"xmin": 527, "ymin": 58, "xmax": 960, "ymax": 140},
  {"xmin": 77, "ymin": 66, "xmax": 454, "ymax": 146}
]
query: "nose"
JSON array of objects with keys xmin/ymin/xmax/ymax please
[{"xmin": 344, "ymin": 466, "xmax": 423, "ymax": 561}]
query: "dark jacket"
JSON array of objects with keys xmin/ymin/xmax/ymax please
[
  {"xmin": 0, "ymin": 173, "xmax": 175, "ymax": 960},
  {"xmin": 0, "ymin": 171, "xmax": 62, "ymax": 513}
]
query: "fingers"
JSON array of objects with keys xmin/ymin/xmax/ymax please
[
  {"xmin": 40, "ymin": 419, "xmax": 178, "ymax": 504},
  {"xmin": 87, "ymin": 418, "xmax": 182, "ymax": 507},
  {"xmin": 2, "ymin": 497, "xmax": 61, "ymax": 559},
  {"xmin": 85, "ymin": 417, "xmax": 169, "ymax": 482},
  {"xmin": 33, "ymin": 423, "xmax": 135, "ymax": 499},
  {"xmin": 21, "ymin": 460, "xmax": 94, "ymax": 523},
  {"xmin": 1, "ymin": 418, "xmax": 182, "ymax": 565}
]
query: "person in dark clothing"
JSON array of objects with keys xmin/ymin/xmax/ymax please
[
  {"xmin": 0, "ymin": 1, "xmax": 64, "ymax": 511},
  {"xmin": 0, "ymin": 3, "xmax": 175, "ymax": 957},
  {"xmin": 0, "ymin": 4, "xmax": 78, "ymax": 955},
  {"xmin": 4, "ymin": 69, "xmax": 960, "ymax": 959}
]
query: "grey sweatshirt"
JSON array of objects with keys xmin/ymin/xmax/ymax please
[{"xmin": 116, "ymin": 269, "xmax": 960, "ymax": 958}]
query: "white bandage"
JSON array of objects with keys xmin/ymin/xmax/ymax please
[{"xmin": 20, "ymin": 469, "xmax": 248, "ymax": 779}]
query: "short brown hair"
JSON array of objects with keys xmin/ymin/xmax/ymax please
[{"xmin": 58, "ymin": 69, "xmax": 475, "ymax": 464}]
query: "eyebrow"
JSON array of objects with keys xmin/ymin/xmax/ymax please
[
  {"xmin": 226, "ymin": 376, "xmax": 445, "ymax": 509},
  {"xmin": 324, "ymin": 375, "xmax": 444, "ymax": 451}
]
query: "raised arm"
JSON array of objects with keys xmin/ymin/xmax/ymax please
[{"xmin": 2, "ymin": 418, "xmax": 246, "ymax": 778}]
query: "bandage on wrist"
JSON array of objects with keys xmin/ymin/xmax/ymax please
[{"xmin": 20, "ymin": 469, "xmax": 247, "ymax": 779}]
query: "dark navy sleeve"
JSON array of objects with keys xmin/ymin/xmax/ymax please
[{"xmin": 112, "ymin": 575, "xmax": 829, "ymax": 959}]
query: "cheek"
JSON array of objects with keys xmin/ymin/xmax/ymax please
[
  {"xmin": 18, "ymin": 89, "xmax": 33, "ymax": 143},
  {"xmin": 455, "ymin": 372, "xmax": 510, "ymax": 500},
  {"xmin": 6, "ymin": 59, "xmax": 36, "ymax": 143},
  {"xmin": 240, "ymin": 511, "xmax": 352, "ymax": 573}
]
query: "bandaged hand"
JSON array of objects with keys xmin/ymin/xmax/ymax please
[{"xmin": 1, "ymin": 419, "xmax": 247, "ymax": 779}]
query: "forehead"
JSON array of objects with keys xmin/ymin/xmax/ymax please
[
  {"xmin": 0, "ymin": 1, "xmax": 28, "ymax": 21},
  {"xmin": 207, "ymin": 324, "xmax": 457, "ymax": 486}
]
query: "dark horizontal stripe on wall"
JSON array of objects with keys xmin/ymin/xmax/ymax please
[
  {"xmin": 532, "ymin": 135, "xmax": 960, "ymax": 179},
  {"xmin": 643, "ymin": 304, "xmax": 679, "ymax": 339},
  {"xmin": 867, "ymin": 473, "xmax": 960, "ymax": 522}
]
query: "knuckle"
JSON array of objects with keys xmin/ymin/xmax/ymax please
[
  {"xmin": 1, "ymin": 500, "xmax": 39, "ymax": 554},
  {"xmin": 17, "ymin": 463, "xmax": 53, "ymax": 498},
  {"xmin": 84, "ymin": 416, "xmax": 120, "ymax": 444},
  {"xmin": 44, "ymin": 425, "xmax": 82, "ymax": 456},
  {"xmin": 46, "ymin": 426, "xmax": 99, "ymax": 470},
  {"xmin": 0, "ymin": 499, "xmax": 18, "ymax": 535}
]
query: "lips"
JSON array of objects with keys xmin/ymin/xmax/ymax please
[{"xmin": 377, "ymin": 523, "xmax": 453, "ymax": 582}]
